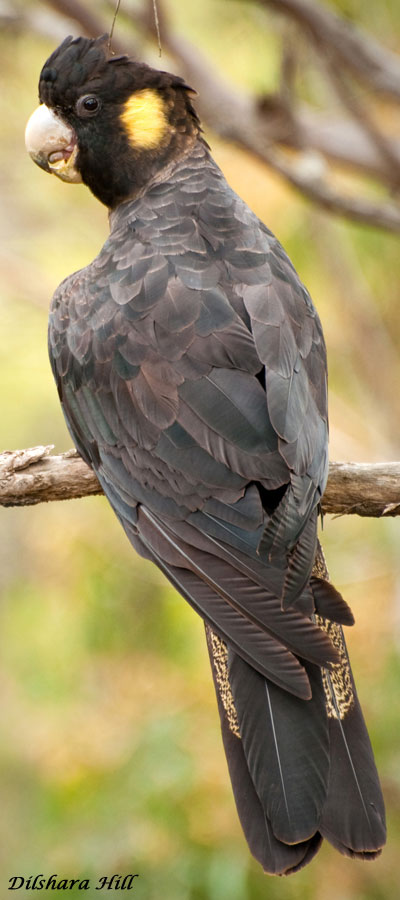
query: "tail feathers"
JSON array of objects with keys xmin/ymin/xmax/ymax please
[
  {"xmin": 227, "ymin": 650, "xmax": 330, "ymax": 845},
  {"xmin": 124, "ymin": 508, "xmax": 385, "ymax": 872},
  {"xmin": 319, "ymin": 670, "xmax": 386, "ymax": 856},
  {"xmin": 218, "ymin": 693, "xmax": 323, "ymax": 875},
  {"xmin": 205, "ymin": 625, "xmax": 323, "ymax": 876},
  {"xmin": 205, "ymin": 623, "xmax": 386, "ymax": 875}
]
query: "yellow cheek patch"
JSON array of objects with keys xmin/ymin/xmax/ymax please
[{"xmin": 120, "ymin": 89, "xmax": 169, "ymax": 150}]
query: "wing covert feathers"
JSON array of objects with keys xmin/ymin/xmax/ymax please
[{"xmin": 49, "ymin": 139, "xmax": 385, "ymax": 874}]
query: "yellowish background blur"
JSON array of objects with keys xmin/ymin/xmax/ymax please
[{"xmin": 1, "ymin": 2, "xmax": 400, "ymax": 897}]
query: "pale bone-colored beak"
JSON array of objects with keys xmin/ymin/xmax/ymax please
[{"xmin": 25, "ymin": 104, "xmax": 82, "ymax": 184}]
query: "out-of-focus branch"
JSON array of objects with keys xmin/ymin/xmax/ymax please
[
  {"xmin": 319, "ymin": 53, "xmax": 400, "ymax": 189},
  {"xmin": 24, "ymin": 0, "xmax": 400, "ymax": 182},
  {"xmin": 41, "ymin": 0, "xmax": 127, "ymax": 53},
  {"xmin": 260, "ymin": 0, "xmax": 400, "ymax": 100},
  {"xmin": 17, "ymin": 0, "xmax": 400, "ymax": 231},
  {"xmin": 125, "ymin": 2, "xmax": 400, "ymax": 231},
  {"xmin": 2, "ymin": 447, "xmax": 400, "ymax": 519},
  {"xmin": 238, "ymin": 140, "xmax": 400, "ymax": 232}
]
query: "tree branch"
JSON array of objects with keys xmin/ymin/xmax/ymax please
[
  {"xmin": 41, "ymin": 0, "xmax": 128, "ymax": 54},
  {"xmin": 2, "ymin": 447, "xmax": 400, "ymax": 518},
  {"xmin": 36, "ymin": 0, "xmax": 400, "ymax": 184},
  {"xmin": 0, "ymin": 447, "xmax": 101, "ymax": 507},
  {"xmin": 316, "ymin": 53, "xmax": 400, "ymax": 190},
  {"xmin": 19, "ymin": 0, "xmax": 400, "ymax": 231},
  {"xmin": 260, "ymin": 0, "xmax": 400, "ymax": 100},
  {"xmin": 127, "ymin": 2, "xmax": 400, "ymax": 232}
]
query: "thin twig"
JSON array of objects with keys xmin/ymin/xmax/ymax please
[
  {"xmin": 152, "ymin": 0, "xmax": 162, "ymax": 57},
  {"xmin": 108, "ymin": 0, "xmax": 121, "ymax": 51}
]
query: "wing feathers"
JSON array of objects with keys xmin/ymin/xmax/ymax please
[
  {"xmin": 139, "ymin": 507, "xmax": 340, "ymax": 673},
  {"xmin": 310, "ymin": 577, "xmax": 355, "ymax": 626},
  {"xmin": 137, "ymin": 508, "xmax": 312, "ymax": 697},
  {"xmin": 138, "ymin": 522, "xmax": 311, "ymax": 697}
]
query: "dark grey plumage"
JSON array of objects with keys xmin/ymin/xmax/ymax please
[
  {"xmin": 48, "ymin": 143, "xmax": 385, "ymax": 871},
  {"xmin": 30, "ymin": 36, "xmax": 386, "ymax": 874}
]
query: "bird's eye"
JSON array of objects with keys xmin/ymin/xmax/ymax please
[{"xmin": 76, "ymin": 95, "xmax": 100, "ymax": 117}]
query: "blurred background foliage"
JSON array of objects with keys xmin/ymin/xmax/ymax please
[{"xmin": 1, "ymin": 1, "xmax": 400, "ymax": 898}]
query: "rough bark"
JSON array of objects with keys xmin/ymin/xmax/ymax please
[
  {"xmin": 1, "ymin": 446, "xmax": 400, "ymax": 518},
  {"xmin": 0, "ymin": 447, "xmax": 101, "ymax": 507}
]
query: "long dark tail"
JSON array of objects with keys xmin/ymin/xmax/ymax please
[
  {"xmin": 125, "ymin": 509, "xmax": 386, "ymax": 874},
  {"xmin": 205, "ymin": 571, "xmax": 386, "ymax": 875}
]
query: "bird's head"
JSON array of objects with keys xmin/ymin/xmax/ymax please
[{"xmin": 25, "ymin": 34, "xmax": 200, "ymax": 208}]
